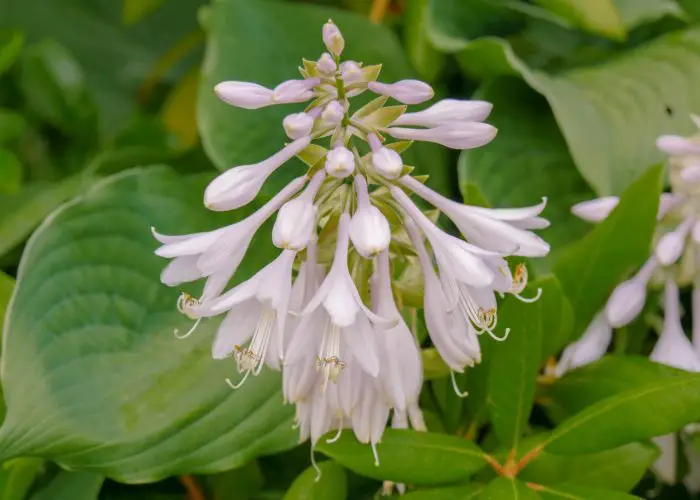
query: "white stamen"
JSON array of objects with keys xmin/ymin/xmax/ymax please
[
  {"xmin": 371, "ymin": 441, "xmax": 381, "ymax": 466},
  {"xmin": 316, "ymin": 320, "xmax": 344, "ymax": 392},
  {"xmin": 226, "ymin": 370, "xmax": 251, "ymax": 390},
  {"xmin": 450, "ymin": 370, "xmax": 469, "ymax": 398}
]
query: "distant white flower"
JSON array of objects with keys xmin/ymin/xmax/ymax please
[
  {"xmin": 555, "ymin": 312, "xmax": 612, "ymax": 377},
  {"xmin": 657, "ymin": 135, "xmax": 700, "ymax": 156},
  {"xmin": 571, "ymin": 196, "xmax": 619, "ymax": 223},
  {"xmin": 655, "ymin": 215, "xmax": 695, "ymax": 266},
  {"xmin": 388, "ymin": 122, "xmax": 497, "ymax": 150},
  {"xmin": 204, "ymin": 136, "xmax": 311, "ymax": 211},
  {"xmin": 393, "ymin": 99, "xmax": 492, "ymax": 127},
  {"xmin": 368, "ymin": 80, "xmax": 434, "ymax": 105},
  {"xmin": 605, "ymin": 256, "xmax": 657, "ymax": 327}
]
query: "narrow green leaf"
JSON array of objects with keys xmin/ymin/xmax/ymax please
[
  {"xmin": 489, "ymin": 279, "xmax": 549, "ymax": 448},
  {"xmin": 545, "ymin": 373, "xmax": 700, "ymax": 454},
  {"xmin": 537, "ymin": 484, "xmax": 640, "ymax": 499},
  {"xmin": 316, "ymin": 429, "xmax": 487, "ymax": 485},
  {"xmin": 283, "ymin": 461, "xmax": 347, "ymax": 500},
  {"xmin": 542, "ymin": 355, "xmax": 684, "ymax": 419},
  {"xmin": 520, "ymin": 442, "xmax": 658, "ymax": 491},
  {"xmin": 29, "ymin": 471, "xmax": 103, "ymax": 500},
  {"xmin": 0, "ymin": 458, "xmax": 45, "ymax": 500},
  {"xmin": 480, "ymin": 477, "xmax": 540, "ymax": 499},
  {"xmin": 404, "ymin": 484, "xmax": 484, "ymax": 499},
  {"xmin": 554, "ymin": 165, "xmax": 662, "ymax": 337},
  {"xmin": 0, "ymin": 167, "xmax": 295, "ymax": 482},
  {"xmin": 0, "ymin": 149, "xmax": 22, "ymax": 195}
]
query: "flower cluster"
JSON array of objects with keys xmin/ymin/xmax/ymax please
[
  {"xmin": 153, "ymin": 21, "xmax": 550, "ymax": 465},
  {"xmin": 555, "ymin": 116, "xmax": 700, "ymax": 490}
]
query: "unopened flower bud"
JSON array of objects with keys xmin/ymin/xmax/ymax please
[
  {"xmin": 273, "ymin": 78, "xmax": 320, "ymax": 104},
  {"xmin": 605, "ymin": 280, "xmax": 647, "ymax": 327},
  {"xmin": 393, "ymin": 99, "xmax": 493, "ymax": 127},
  {"xmin": 657, "ymin": 135, "xmax": 700, "ymax": 156},
  {"xmin": 388, "ymin": 122, "xmax": 497, "ymax": 150},
  {"xmin": 325, "ymin": 146, "xmax": 355, "ymax": 178},
  {"xmin": 273, "ymin": 198, "xmax": 317, "ymax": 250},
  {"xmin": 341, "ymin": 61, "xmax": 362, "ymax": 84},
  {"xmin": 283, "ymin": 112, "xmax": 314, "ymax": 140},
  {"xmin": 571, "ymin": 196, "xmax": 619, "ymax": 223},
  {"xmin": 681, "ymin": 162, "xmax": 700, "ymax": 183},
  {"xmin": 350, "ymin": 175, "xmax": 390, "ymax": 257},
  {"xmin": 322, "ymin": 20, "xmax": 345, "ymax": 57},
  {"xmin": 368, "ymin": 79, "xmax": 434, "ymax": 105},
  {"xmin": 214, "ymin": 81, "xmax": 273, "ymax": 109},
  {"xmin": 321, "ymin": 101, "xmax": 344, "ymax": 125},
  {"xmin": 656, "ymin": 216, "xmax": 694, "ymax": 266},
  {"xmin": 372, "ymin": 148, "xmax": 403, "ymax": 179},
  {"xmin": 317, "ymin": 52, "xmax": 337, "ymax": 75}
]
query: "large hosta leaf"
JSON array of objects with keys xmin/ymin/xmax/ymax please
[
  {"xmin": 457, "ymin": 28, "xmax": 700, "ymax": 195},
  {"xmin": 0, "ymin": 167, "xmax": 296, "ymax": 482},
  {"xmin": 198, "ymin": 0, "xmax": 449, "ymax": 197}
]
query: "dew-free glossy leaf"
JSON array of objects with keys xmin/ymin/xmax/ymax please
[
  {"xmin": 459, "ymin": 80, "xmax": 594, "ymax": 273},
  {"xmin": 0, "ymin": 167, "xmax": 295, "ymax": 482},
  {"xmin": 554, "ymin": 165, "xmax": 662, "ymax": 337},
  {"xmin": 29, "ymin": 471, "xmax": 104, "ymax": 500},
  {"xmin": 480, "ymin": 477, "xmax": 540, "ymax": 500},
  {"xmin": 316, "ymin": 429, "xmax": 487, "ymax": 485},
  {"xmin": 545, "ymin": 373, "xmax": 700, "ymax": 454},
  {"xmin": 456, "ymin": 29, "xmax": 700, "ymax": 195},
  {"xmin": 520, "ymin": 442, "xmax": 658, "ymax": 491},
  {"xmin": 283, "ymin": 461, "xmax": 347, "ymax": 500},
  {"xmin": 537, "ymin": 484, "xmax": 640, "ymax": 499},
  {"xmin": 403, "ymin": 484, "xmax": 484, "ymax": 499}
]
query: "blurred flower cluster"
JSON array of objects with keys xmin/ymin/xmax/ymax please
[
  {"xmin": 153, "ymin": 20, "xmax": 550, "ymax": 464},
  {"xmin": 556, "ymin": 117, "xmax": 700, "ymax": 489}
]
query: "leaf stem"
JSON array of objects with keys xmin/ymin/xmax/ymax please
[{"xmin": 179, "ymin": 474, "xmax": 206, "ymax": 500}]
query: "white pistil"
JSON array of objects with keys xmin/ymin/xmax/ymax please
[
  {"xmin": 509, "ymin": 263, "xmax": 542, "ymax": 303},
  {"xmin": 174, "ymin": 292, "xmax": 203, "ymax": 339},
  {"xmin": 450, "ymin": 371, "xmax": 469, "ymax": 398}
]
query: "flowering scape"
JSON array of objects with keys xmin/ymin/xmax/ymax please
[{"xmin": 152, "ymin": 20, "xmax": 550, "ymax": 466}]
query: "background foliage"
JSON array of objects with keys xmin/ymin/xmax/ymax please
[{"xmin": 0, "ymin": 0, "xmax": 698, "ymax": 498}]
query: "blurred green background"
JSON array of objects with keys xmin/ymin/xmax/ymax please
[{"xmin": 0, "ymin": 0, "xmax": 699, "ymax": 498}]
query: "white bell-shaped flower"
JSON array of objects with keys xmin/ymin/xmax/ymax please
[
  {"xmin": 368, "ymin": 80, "xmax": 434, "ymax": 105},
  {"xmin": 388, "ymin": 122, "xmax": 497, "ymax": 150},
  {"xmin": 349, "ymin": 175, "xmax": 390, "ymax": 258},
  {"xmin": 555, "ymin": 312, "xmax": 612, "ymax": 377},
  {"xmin": 204, "ymin": 136, "xmax": 311, "ymax": 211},
  {"xmin": 605, "ymin": 256, "xmax": 657, "ymax": 327},
  {"xmin": 273, "ymin": 171, "xmax": 325, "ymax": 250},
  {"xmin": 400, "ymin": 175, "xmax": 549, "ymax": 257},
  {"xmin": 393, "ymin": 99, "xmax": 492, "ymax": 127},
  {"xmin": 214, "ymin": 81, "xmax": 274, "ymax": 109},
  {"xmin": 655, "ymin": 215, "xmax": 695, "ymax": 266}
]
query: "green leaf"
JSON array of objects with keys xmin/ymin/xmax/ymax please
[
  {"xmin": 0, "ymin": 30, "xmax": 23, "ymax": 75},
  {"xmin": 122, "ymin": 0, "xmax": 166, "ymax": 25},
  {"xmin": 0, "ymin": 149, "xmax": 21, "ymax": 195},
  {"xmin": 283, "ymin": 461, "xmax": 347, "ymax": 500},
  {"xmin": 0, "ymin": 0, "xmax": 203, "ymax": 136},
  {"xmin": 554, "ymin": 164, "xmax": 662, "ymax": 337},
  {"xmin": 480, "ymin": 477, "xmax": 540, "ymax": 499},
  {"xmin": 0, "ymin": 270, "xmax": 14, "ymax": 334},
  {"xmin": 404, "ymin": 0, "xmax": 445, "ymax": 81},
  {"xmin": 520, "ymin": 442, "xmax": 658, "ymax": 491},
  {"xmin": 0, "ymin": 458, "xmax": 45, "ymax": 500},
  {"xmin": 316, "ymin": 429, "xmax": 487, "ymax": 485},
  {"xmin": 0, "ymin": 109, "xmax": 28, "ymax": 144},
  {"xmin": 489, "ymin": 279, "xmax": 551, "ymax": 448},
  {"xmin": 204, "ymin": 461, "xmax": 264, "ymax": 500},
  {"xmin": 544, "ymin": 373, "xmax": 700, "ymax": 454},
  {"xmin": 0, "ymin": 175, "xmax": 87, "ymax": 258},
  {"xmin": 29, "ymin": 471, "xmax": 104, "ymax": 500},
  {"xmin": 422, "ymin": 348, "xmax": 451, "ymax": 381},
  {"xmin": 542, "ymin": 355, "xmax": 684, "ymax": 418},
  {"xmin": 456, "ymin": 29, "xmax": 700, "ymax": 195},
  {"xmin": 537, "ymin": 484, "xmax": 640, "ymax": 499},
  {"xmin": 198, "ymin": 0, "xmax": 450, "ymax": 197},
  {"xmin": 18, "ymin": 40, "xmax": 98, "ymax": 141},
  {"xmin": 459, "ymin": 80, "xmax": 594, "ymax": 273},
  {"xmin": 403, "ymin": 484, "xmax": 484, "ymax": 499},
  {"xmin": 533, "ymin": 0, "xmax": 683, "ymax": 40},
  {"xmin": 0, "ymin": 167, "xmax": 296, "ymax": 482}
]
